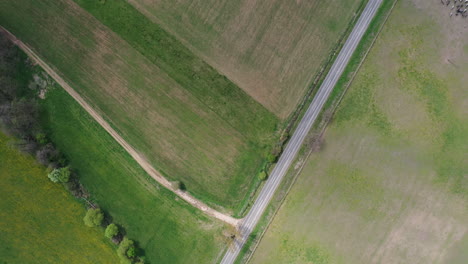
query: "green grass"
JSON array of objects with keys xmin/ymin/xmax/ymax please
[
  {"xmin": 0, "ymin": 0, "xmax": 279, "ymax": 210},
  {"xmin": 72, "ymin": 0, "xmax": 275, "ymax": 141},
  {"xmin": 126, "ymin": 0, "xmax": 364, "ymax": 118},
  {"xmin": 0, "ymin": 132, "xmax": 119, "ymax": 264},
  {"xmin": 233, "ymin": 0, "xmax": 395, "ymax": 262},
  {"xmin": 250, "ymin": 1, "xmax": 468, "ymax": 263},
  {"xmin": 39, "ymin": 86, "xmax": 226, "ymax": 264}
]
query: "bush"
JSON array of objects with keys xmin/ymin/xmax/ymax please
[
  {"xmin": 47, "ymin": 167, "xmax": 70, "ymax": 183},
  {"xmin": 83, "ymin": 208, "xmax": 104, "ymax": 227},
  {"xmin": 119, "ymin": 257, "xmax": 132, "ymax": 264},
  {"xmin": 258, "ymin": 171, "xmax": 267, "ymax": 181},
  {"xmin": 135, "ymin": 257, "xmax": 146, "ymax": 264},
  {"xmin": 171, "ymin": 180, "xmax": 185, "ymax": 191},
  {"xmin": 5, "ymin": 98, "xmax": 39, "ymax": 137},
  {"xmin": 126, "ymin": 247, "xmax": 136, "ymax": 258},
  {"xmin": 117, "ymin": 237, "xmax": 135, "ymax": 263},
  {"xmin": 65, "ymin": 179, "xmax": 89, "ymax": 199},
  {"xmin": 35, "ymin": 132, "xmax": 48, "ymax": 145},
  {"xmin": 266, "ymin": 153, "xmax": 277, "ymax": 163},
  {"xmin": 105, "ymin": 223, "xmax": 119, "ymax": 239},
  {"xmin": 36, "ymin": 143, "xmax": 59, "ymax": 166}
]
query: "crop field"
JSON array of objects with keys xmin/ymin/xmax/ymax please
[
  {"xmin": 0, "ymin": 0, "xmax": 279, "ymax": 210},
  {"xmin": 0, "ymin": 132, "xmax": 118, "ymax": 263},
  {"xmin": 40, "ymin": 86, "xmax": 226, "ymax": 264},
  {"xmin": 126, "ymin": 0, "xmax": 365, "ymax": 118},
  {"xmin": 250, "ymin": 0, "xmax": 468, "ymax": 263}
]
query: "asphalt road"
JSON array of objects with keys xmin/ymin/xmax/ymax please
[{"xmin": 220, "ymin": 0, "xmax": 383, "ymax": 263}]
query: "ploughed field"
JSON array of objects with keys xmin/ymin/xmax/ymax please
[
  {"xmin": 251, "ymin": 0, "xmax": 468, "ymax": 263},
  {"xmin": 125, "ymin": 0, "xmax": 364, "ymax": 118},
  {"xmin": 0, "ymin": 132, "xmax": 118, "ymax": 264},
  {"xmin": 0, "ymin": 0, "xmax": 279, "ymax": 210}
]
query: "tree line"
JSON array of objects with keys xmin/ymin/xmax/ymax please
[{"xmin": 0, "ymin": 33, "xmax": 146, "ymax": 264}]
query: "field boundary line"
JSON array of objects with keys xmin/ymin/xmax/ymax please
[
  {"xmin": 240, "ymin": 0, "xmax": 399, "ymax": 263},
  {"xmin": 0, "ymin": 26, "xmax": 239, "ymax": 227}
]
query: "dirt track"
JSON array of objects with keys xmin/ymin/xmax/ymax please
[{"xmin": 0, "ymin": 26, "xmax": 239, "ymax": 227}]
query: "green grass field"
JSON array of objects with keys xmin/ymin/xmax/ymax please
[
  {"xmin": 0, "ymin": 0, "xmax": 279, "ymax": 210},
  {"xmin": 251, "ymin": 0, "xmax": 467, "ymax": 263},
  {"xmin": 0, "ymin": 132, "xmax": 119, "ymax": 264},
  {"xmin": 126, "ymin": 0, "xmax": 365, "ymax": 118},
  {"xmin": 39, "ymin": 86, "xmax": 227, "ymax": 264}
]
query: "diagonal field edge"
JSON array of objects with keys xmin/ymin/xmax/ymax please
[
  {"xmin": 0, "ymin": 26, "xmax": 239, "ymax": 227},
  {"xmin": 220, "ymin": 0, "xmax": 384, "ymax": 263}
]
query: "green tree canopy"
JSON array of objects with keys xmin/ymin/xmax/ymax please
[
  {"xmin": 83, "ymin": 208, "xmax": 104, "ymax": 227},
  {"xmin": 258, "ymin": 171, "xmax": 267, "ymax": 181},
  {"xmin": 117, "ymin": 237, "xmax": 135, "ymax": 263},
  {"xmin": 47, "ymin": 167, "xmax": 70, "ymax": 183},
  {"xmin": 105, "ymin": 223, "xmax": 119, "ymax": 239},
  {"xmin": 126, "ymin": 247, "xmax": 136, "ymax": 258}
]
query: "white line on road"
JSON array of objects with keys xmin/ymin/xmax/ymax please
[{"xmin": 220, "ymin": 0, "xmax": 383, "ymax": 263}]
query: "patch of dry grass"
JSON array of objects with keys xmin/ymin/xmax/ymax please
[
  {"xmin": 127, "ymin": 0, "xmax": 364, "ymax": 118},
  {"xmin": 0, "ymin": 0, "xmax": 277, "ymax": 209},
  {"xmin": 250, "ymin": 0, "xmax": 468, "ymax": 263}
]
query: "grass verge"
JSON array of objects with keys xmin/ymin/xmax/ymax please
[
  {"xmin": 250, "ymin": 0, "xmax": 467, "ymax": 263},
  {"xmin": 232, "ymin": 0, "xmax": 398, "ymax": 262}
]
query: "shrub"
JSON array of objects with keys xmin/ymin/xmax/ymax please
[
  {"xmin": 266, "ymin": 153, "xmax": 277, "ymax": 163},
  {"xmin": 65, "ymin": 179, "xmax": 89, "ymax": 199},
  {"xmin": 119, "ymin": 257, "xmax": 132, "ymax": 264},
  {"xmin": 135, "ymin": 257, "xmax": 146, "ymax": 264},
  {"xmin": 35, "ymin": 132, "xmax": 48, "ymax": 145},
  {"xmin": 83, "ymin": 208, "xmax": 104, "ymax": 227},
  {"xmin": 171, "ymin": 180, "xmax": 185, "ymax": 191},
  {"xmin": 258, "ymin": 171, "xmax": 267, "ymax": 181},
  {"xmin": 126, "ymin": 247, "xmax": 136, "ymax": 258},
  {"xmin": 36, "ymin": 143, "xmax": 59, "ymax": 166},
  {"xmin": 5, "ymin": 98, "xmax": 39, "ymax": 138},
  {"xmin": 47, "ymin": 167, "xmax": 70, "ymax": 183},
  {"xmin": 117, "ymin": 237, "xmax": 135, "ymax": 263},
  {"xmin": 105, "ymin": 223, "xmax": 119, "ymax": 239}
]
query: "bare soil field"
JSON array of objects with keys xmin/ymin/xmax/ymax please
[
  {"xmin": 127, "ymin": 0, "xmax": 364, "ymax": 118},
  {"xmin": 0, "ymin": 0, "xmax": 278, "ymax": 209},
  {"xmin": 250, "ymin": 0, "xmax": 468, "ymax": 263}
]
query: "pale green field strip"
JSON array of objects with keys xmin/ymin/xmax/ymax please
[
  {"xmin": 0, "ymin": 25, "xmax": 237, "ymax": 225},
  {"xmin": 40, "ymin": 86, "xmax": 227, "ymax": 264},
  {"xmin": 127, "ymin": 0, "xmax": 364, "ymax": 118},
  {"xmin": 0, "ymin": 132, "xmax": 119, "ymax": 264},
  {"xmin": 0, "ymin": 0, "xmax": 278, "ymax": 210},
  {"xmin": 251, "ymin": 0, "xmax": 468, "ymax": 263}
]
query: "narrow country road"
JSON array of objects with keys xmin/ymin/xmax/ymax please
[
  {"xmin": 220, "ymin": 0, "xmax": 384, "ymax": 263},
  {"xmin": 0, "ymin": 26, "xmax": 239, "ymax": 227}
]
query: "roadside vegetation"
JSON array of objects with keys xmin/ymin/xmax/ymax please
[
  {"xmin": 0, "ymin": 0, "xmax": 279, "ymax": 210},
  {"xmin": 251, "ymin": 1, "xmax": 467, "ymax": 263}
]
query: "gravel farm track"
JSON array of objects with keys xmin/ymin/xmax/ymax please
[
  {"xmin": 1, "ymin": 0, "xmax": 383, "ymax": 260},
  {"xmin": 0, "ymin": 26, "xmax": 239, "ymax": 227}
]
